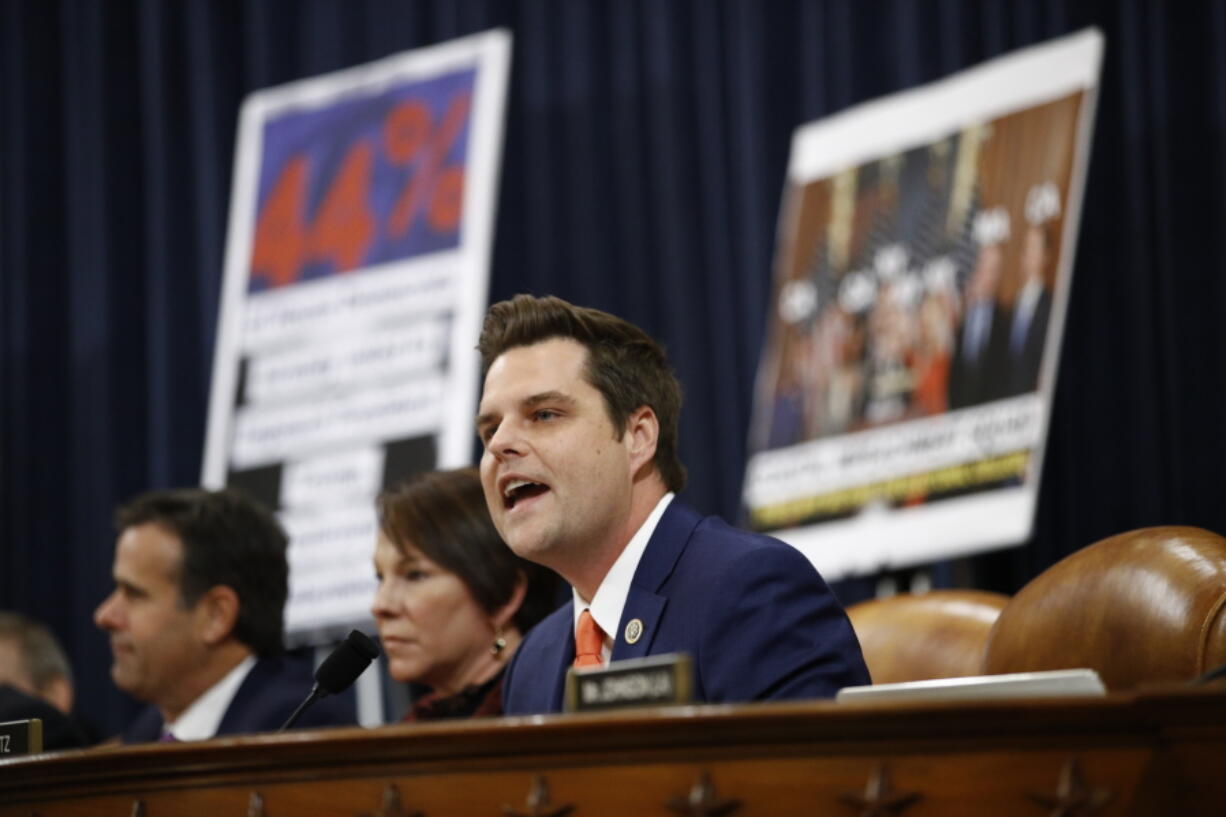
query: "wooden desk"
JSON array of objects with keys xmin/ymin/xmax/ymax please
[{"xmin": 2, "ymin": 685, "xmax": 1223, "ymax": 817}]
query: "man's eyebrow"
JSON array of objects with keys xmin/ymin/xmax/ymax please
[
  {"xmin": 115, "ymin": 578, "xmax": 146, "ymax": 597},
  {"xmin": 475, "ymin": 411, "xmax": 497, "ymax": 433},
  {"xmin": 522, "ymin": 390, "xmax": 578, "ymax": 409}
]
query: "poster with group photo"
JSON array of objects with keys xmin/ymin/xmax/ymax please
[
  {"xmin": 744, "ymin": 30, "xmax": 1103, "ymax": 578},
  {"xmin": 203, "ymin": 30, "xmax": 511, "ymax": 640}
]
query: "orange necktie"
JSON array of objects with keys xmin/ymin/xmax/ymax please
[{"xmin": 573, "ymin": 609, "xmax": 605, "ymax": 668}]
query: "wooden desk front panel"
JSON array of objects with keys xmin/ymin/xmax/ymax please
[{"xmin": 2, "ymin": 687, "xmax": 1221, "ymax": 817}]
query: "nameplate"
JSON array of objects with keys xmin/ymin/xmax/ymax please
[
  {"xmin": 0, "ymin": 719, "xmax": 44, "ymax": 756},
  {"xmin": 565, "ymin": 653, "xmax": 693, "ymax": 713}
]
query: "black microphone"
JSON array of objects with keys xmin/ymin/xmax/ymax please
[{"xmin": 279, "ymin": 630, "xmax": 380, "ymax": 732}]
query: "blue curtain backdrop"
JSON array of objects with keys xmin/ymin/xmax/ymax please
[{"xmin": 3, "ymin": 0, "xmax": 1225, "ymax": 736}]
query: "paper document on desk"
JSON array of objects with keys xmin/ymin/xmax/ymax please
[{"xmin": 836, "ymin": 669, "xmax": 1106, "ymax": 703}]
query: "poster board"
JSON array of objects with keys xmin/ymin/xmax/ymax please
[
  {"xmin": 203, "ymin": 31, "xmax": 511, "ymax": 639},
  {"xmin": 744, "ymin": 30, "xmax": 1103, "ymax": 578}
]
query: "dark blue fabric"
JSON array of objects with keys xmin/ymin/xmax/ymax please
[
  {"xmin": 0, "ymin": 684, "xmax": 92, "ymax": 751},
  {"xmin": 3, "ymin": 1, "xmax": 1226, "ymax": 736},
  {"xmin": 502, "ymin": 500, "xmax": 869, "ymax": 714},
  {"xmin": 121, "ymin": 652, "xmax": 356, "ymax": 743}
]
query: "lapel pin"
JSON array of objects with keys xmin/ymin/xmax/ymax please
[{"xmin": 624, "ymin": 618, "xmax": 644, "ymax": 644}]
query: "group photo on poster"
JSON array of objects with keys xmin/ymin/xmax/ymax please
[{"xmin": 744, "ymin": 32, "xmax": 1101, "ymax": 576}]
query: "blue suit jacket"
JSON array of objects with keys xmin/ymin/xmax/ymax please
[
  {"xmin": 122, "ymin": 651, "xmax": 356, "ymax": 743},
  {"xmin": 503, "ymin": 501, "xmax": 870, "ymax": 715}
]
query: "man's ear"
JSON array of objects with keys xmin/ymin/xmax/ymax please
[
  {"xmin": 624, "ymin": 405, "xmax": 660, "ymax": 475},
  {"xmin": 195, "ymin": 585, "xmax": 240, "ymax": 647}
]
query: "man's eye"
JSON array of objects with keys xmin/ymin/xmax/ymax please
[
  {"xmin": 534, "ymin": 409, "xmax": 558, "ymax": 421},
  {"xmin": 405, "ymin": 570, "xmax": 429, "ymax": 581}
]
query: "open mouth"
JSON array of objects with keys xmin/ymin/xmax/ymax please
[{"xmin": 503, "ymin": 478, "xmax": 550, "ymax": 509}]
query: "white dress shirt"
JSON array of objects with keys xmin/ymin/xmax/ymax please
[
  {"xmin": 162, "ymin": 654, "xmax": 257, "ymax": 741},
  {"xmin": 962, "ymin": 301, "xmax": 994, "ymax": 363},
  {"xmin": 572, "ymin": 493, "xmax": 675, "ymax": 666},
  {"xmin": 1011, "ymin": 279, "xmax": 1044, "ymax": 354}
]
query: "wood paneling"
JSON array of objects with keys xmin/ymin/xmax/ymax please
[{"xmin": 2, "ymin": 686, "xmax": 1223, "ymax": 817}]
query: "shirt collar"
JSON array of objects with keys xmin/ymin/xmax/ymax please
[
  {"xmin": 164, "ymin": 654, "xmax": 257, "ymax": 741},
  {"xmin": 572, "ymin": 492, "xmax": 675, "ymax": 662}
]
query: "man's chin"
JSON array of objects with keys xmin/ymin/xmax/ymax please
[
  {"xmin": 110, "ymin": 666, "xmax": 143, "ymax": 699},
  {"xmin": 505, "ymin": 530, "xmax": 554, "ymax": 563}
]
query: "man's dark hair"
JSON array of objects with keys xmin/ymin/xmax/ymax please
[
  {"xmin": 378, "ymin": 468, "xmax": 559, "ymax": 634},
  {"xmin": 0, "ymin": 611, "xmax": 73, "ymax": 691},
  {"xmin": 478, "ymin": 294, "xmax": 686, "ymax": 493},
  {"xmin": 116, "ymin": 489, "xmax": 288, "ymax": 657}
]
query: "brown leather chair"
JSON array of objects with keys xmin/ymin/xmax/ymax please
[
  {"xmin": 983, "ymin": 526, "xmax": 1226, "ymax": 690},
  {"xmin": 847, "ymin": 590, "xmax": 1010, "ymax": 684}
]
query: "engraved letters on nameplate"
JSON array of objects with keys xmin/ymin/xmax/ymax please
[
  {"xmin": 564, "ymin": 653, "xmax": 693, "ymax": 713},
  {"xmin": 0, "ymin": 719, "xmax": 43, "ymax": 755}
]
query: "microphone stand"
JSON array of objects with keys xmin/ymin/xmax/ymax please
[{"xmin": 279, "ymin": 684, "xmax": 326, "ymax": 732}]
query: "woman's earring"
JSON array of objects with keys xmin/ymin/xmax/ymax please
[{"xmin": 490, "ymin": 628, "xmax": 507, "ymax": 657}]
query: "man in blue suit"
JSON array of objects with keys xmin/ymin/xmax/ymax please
[
  {"xmin": 95, "ymin": 489, "xmax": 354, "ymax": 741},
  {"xmin": 475, "ymin": 295, "xmax": 869, "ymax": 715}
]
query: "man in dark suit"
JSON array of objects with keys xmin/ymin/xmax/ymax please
[
  {"xmin": 1005, "ymin": 223, "xmax": 1054, "ymax": 396},
  {"xmin": 0, "ymin": 685, "xmax": 90, "ymax": 751},
  {"xmin": 948, "ymin": 241, "xmax": 1012, "ymax": 409},
  {"xmin": 0, "ymin": 612, "xmax": 91, "ymax": 749},
  {"xmin": 475, "ymin": 295, "xmax": 868, "ymax": 715},
  {"xmin": 94, "ymin": 489, "xmax": 354, "ymax": 742}
]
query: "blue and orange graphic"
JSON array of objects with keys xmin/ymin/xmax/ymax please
[{"xmin": 248, "ymin": 69, "xmax": 476, "ymax": 291}]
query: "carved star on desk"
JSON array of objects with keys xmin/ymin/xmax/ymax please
[
  {"xmin": 838, "ymin": 763, "xmax": 921, "ymax": 817},
  {"xmin": 360, "ymin": 784, "xmax": 424, "ymax": 817},
  {"xmin": 502, "ymin": 775, "xmax": 574, "ymax": 817},
  {"xmin": 247, "ymin": 792, "xmax": 266, "ymax": 817},
  {"xmin": 1027, "ymin": 757, "xmax": 1112, "ymax": 817},
  {"xmin": 666, "ymin": 771, "xmax": 742, "ymax": 817},
  {"xmin": 130, "ymin": 800, "xmax": 146, "ymax": 817}
]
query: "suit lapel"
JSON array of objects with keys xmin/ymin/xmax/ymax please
[
  {"xmin": 548, "ymin": 602, "xmax": 577, "ymax": 711},
  {"xmin": 123, "ymin": 706, "xmax": 165, "ymax": 744},
  {"xmin": 216, "ymin": 656, "xmax": 267, "ymax": 735},
  {"xmin": 610, "ymin": 586, "xmax": 666, "ymax": 661},
  {"xmin": 610, "ymin": 500, "xmax": 702, "ymax": 662}
]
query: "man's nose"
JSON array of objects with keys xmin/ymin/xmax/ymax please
[
  {"xmin": 486, "ymin": 418, "xmax": 524, "ymax": 459},
  {"xmin": 94, "ymin": 592, "xmax": 119, "ymax": 630}
]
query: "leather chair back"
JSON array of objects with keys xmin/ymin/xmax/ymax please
[
  {"xmin": 847, "ymin": 590, "xmax": 1009, "ymax": 684},
  {"xmin": 983, "ymin": 526, "xmax": 1226, "ymax": 690}
]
